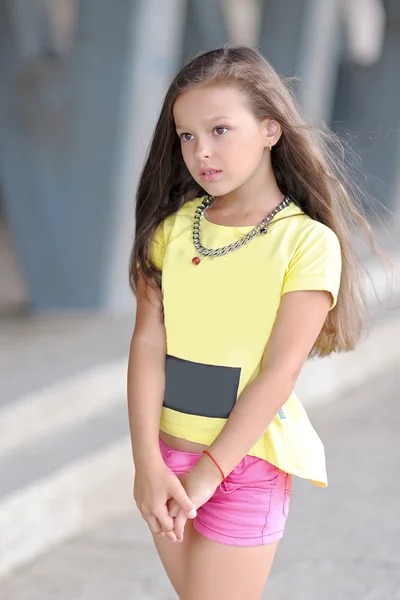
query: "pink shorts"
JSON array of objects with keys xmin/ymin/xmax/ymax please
[{"xmin": 159, "ymin": 437, "xmax": 292, "ymax": 547}]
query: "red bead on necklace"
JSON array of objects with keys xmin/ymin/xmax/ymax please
[{"xmin": 192, "ymin": 256, "xmax": 201, "ymax": 265}]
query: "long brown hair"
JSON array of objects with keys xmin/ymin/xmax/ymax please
[{"xmin": 130, "ymin": 46, "xmax": 387, "ymax": 357}]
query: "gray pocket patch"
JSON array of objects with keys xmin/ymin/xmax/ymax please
[{"xmin": 163, "ymin": 354, "xmax": 241, "ymax": 419}]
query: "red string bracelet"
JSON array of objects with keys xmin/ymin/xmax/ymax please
[{"xmin": 203, "ymin": 450, "xmax": 226, "ymax": 481}]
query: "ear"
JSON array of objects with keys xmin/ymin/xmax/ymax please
[{"xmin": 263, "ymin": 118, "xmax": 282, "ymax": 148}]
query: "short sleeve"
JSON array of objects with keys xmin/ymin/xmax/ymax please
[
  {"xmin": 149, "ymin": 221, "xmax": 166, "ymax": 270},
  {"xmin": 282, "ymin": 222, "xmax": 342, "ymax": 310}
]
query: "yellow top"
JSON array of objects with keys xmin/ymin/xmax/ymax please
[{"xmin": 149, "ymin": 197, "xmax": 342, "ymax": 486}]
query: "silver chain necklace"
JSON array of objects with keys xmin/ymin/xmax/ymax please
[{"xmin": 191, "ymin": 195, "xmax": 291, "ymax": 265}]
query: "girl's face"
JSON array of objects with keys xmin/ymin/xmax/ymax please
[{"xmin": 173, "ymin": 84, "xmax": 278, "ymax": 198}]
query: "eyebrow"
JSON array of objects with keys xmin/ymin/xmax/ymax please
[{"xmin": 175, "ymin": 116, "xmax": 232, "ymax": 129}]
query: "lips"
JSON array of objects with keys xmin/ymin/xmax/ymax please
[{"xmin": 199, "ymin": 169, "xmax": 222, "ymax": 182}]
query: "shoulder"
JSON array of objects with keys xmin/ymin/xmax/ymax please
[
  {"xmin": 155, "ymin": 196, "xmax": 205, "ymax": 240},
  {"xmin": 282, "ymin": 203, "xmax": 341, "ymax": 256},
  {"xmin": 176, "ymin": 196, "xmax": 205, "ymax": 217},
  {"xmin": 299, "ymin": 218, "xmax": 340, "ymax": 253},
  {"xmin": 281, "ymin": 204, "xmax": 342, "ymax": 309},
  {"xmin": 159, "ymin": 197, "xmax": 206, "ymax": 225},
  {"xmin": 165, "ymin": 196, "xmax": 206, "ymax": 234}
]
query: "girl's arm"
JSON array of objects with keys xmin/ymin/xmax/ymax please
[
  {"xmin": 128, "ymin": 272, "xmax": 196, "ymax": 541},
  {"xmin": 187, "ymin": 289, "xmax": 333, "ymax": 485},
  {"xmin": 127, "ymin": 272, "xmax": 167, "ymax": 467}
]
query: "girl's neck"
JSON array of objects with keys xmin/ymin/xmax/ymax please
[{"xmin": 213, "ymin": 177, "xmax": 284, "ymax": 219}]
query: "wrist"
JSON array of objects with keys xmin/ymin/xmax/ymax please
[
  {"xmin": 203, "ymin": 450, "xmax": 226, "ymax": 482},
  {"xmin": 192, "ymin": 452, "xmax": 225, "ymax": 487},
  {"xmin": 132, "ymin": 441, "xmax": 164, "ymax": 470}
]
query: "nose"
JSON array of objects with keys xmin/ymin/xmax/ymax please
[{"xmin": 194, "ymin": 137, "xmax": 212, "ymax": 161}]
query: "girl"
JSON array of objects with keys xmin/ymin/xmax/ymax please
[{"xmin": 127, "ymin": 46, "xmax": 376, "ymax": 600}]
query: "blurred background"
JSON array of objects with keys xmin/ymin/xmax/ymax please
[{"xmin": 0, "ymin": 1, "xmax": 399, "ymax": 599}]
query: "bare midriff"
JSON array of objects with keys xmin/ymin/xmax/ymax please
[{"xmin": 159, "ymin": 430, "xmax": 208, "ymax": 454}]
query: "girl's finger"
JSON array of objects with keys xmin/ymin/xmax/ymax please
[
  {"xmin": 170, "ymin": 478, "xmax": 197, "ymax": 517},
  {"xmin": 174, "ymin": 510, "xmax": 188, "ymax": 543},
  {"xmin": 168, "ymin": 499, "xmax": 180, "ymax": 518},
  {"xmin": 154, "ymin": 506, "xmax": 178, "ymax": 542},
  {"xmin": 146, "ymin": 515, "xmax": 164, "ymax": 536}
]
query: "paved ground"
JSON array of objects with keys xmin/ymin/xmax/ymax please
[{"xmin": 2, "ymin": 365, "xmax": 399, "ymax": 600}]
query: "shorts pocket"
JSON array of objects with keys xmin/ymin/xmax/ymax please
[
  {"xmin": 160, "ymin": 446, "xmax": 200, "ymax": 474},
  {"xmin": 219, "ymin": 458, "xmax": 279, "ymax": 495}
]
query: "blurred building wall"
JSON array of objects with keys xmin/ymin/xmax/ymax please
[
  {"xmin": 0, "ymin": 0, "xmax": 135, "ymax": 309},
  {"xmin": 332, "ymin": 0, "xmax": 399, "ymax": 215},
  {"xmin": 0, "ymin": 0, "xmax": 398, "ymax": 312}
]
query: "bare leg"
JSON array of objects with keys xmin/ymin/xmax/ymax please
[
  {"xmin": 180, "ymin": 526, "xmax": 279, "ymax": 600},
  {"xmin": 153, "ymin": 519, "xmax": 195, "ymax": 597}
]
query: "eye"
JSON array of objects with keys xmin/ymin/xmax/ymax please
[
  {"xmin": 180, "ymin": 132, "xmax": 194, "ymax": 142},
  {"xmin": 213, "ymin": 126, "xmax": 228, "ymax": 136}
]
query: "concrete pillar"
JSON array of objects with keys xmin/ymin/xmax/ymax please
[
  {"xmin": 182, "ymin": 0, "xmax": 228, "ymax": 62},
  {"xmin": 259, "ymin": 0, "xmax": 342, "ymax": 123},
  {"xmin": 105, "ymin": 0, "xmax": 187, "ymax": 311},
  {"xmin": 332, "ymin": 0, "xmax": 399, "ymax": 214},
  {"xmin": 0, "ymin": 0, "xmax": 187, "ymax": 310}
]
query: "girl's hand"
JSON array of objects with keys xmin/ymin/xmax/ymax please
[
  {"xmin": 133, "ymin": 460, "xmax": 197, "ymax": 543},
  {"xmin": 168, "ymin": 458, "xmax": 223, "ymax": 542}
]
